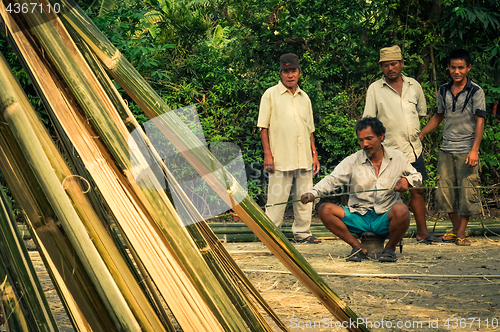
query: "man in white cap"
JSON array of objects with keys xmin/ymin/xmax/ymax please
[
  {"xmin": 363, "ymin": 45, "xmax": 441, "ymax": 244},
  {"xmin": 257, "ymin": 53, "xmax": 321, "ymax": 243}
]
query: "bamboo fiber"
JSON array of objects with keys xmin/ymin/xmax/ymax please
[
  {"xmin": 0, "ymin": 28, "xmax": 168, "ymax": 332},
  {"xmin": 7, "ymin": 1, "xmax": 249, "ymax": 330},
  {"xmin": 70, "ymin": 25, "xmax": 285, "ymax": 331},
  {"xmin": 0, "ymin": 265, "xmax": 29, "ymax": 331},
  {"xmin": 55, "ymin": 2, "xmax": 369, "ymax": 331},
  {"xmin": 0, "ymin": 51, "xmax": 141, "ymax": 331},
  {"xmin": 0, "ymin": 186, "xmax": 57, "ymax": 332},
  {"xmin": 0, "ymin": 46, "xmax": 113, "ymax": 331}
]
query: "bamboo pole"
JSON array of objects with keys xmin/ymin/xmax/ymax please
[
  {"xmin": 0, "ymin": 28, "xmax": 169, "ymax": 332},
  {"xmin": 0, "ymin": 48, "xmax": 111, "ymax": 331},
  {"xmin": 0, "ymin": 52, "xmax": 141, "ymax": 331},
  {"xmin": 55, "ymin": 2, "xmax": 368, "ymax": 330},
  {"xmin": 5, "ymin": 1, "xmax": 248, "ymax": 330},
  {"xmin": 70, "ymin": 24, "xmax": 285, "ymax": 331},
  {"xmin": 0, "ymin": 186, "xmax": 59, "ymax": 332}
]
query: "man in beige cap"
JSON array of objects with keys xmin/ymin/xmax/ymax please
[
  {"xmin": 258, "ymin": 53, "xmax": 321, "ymax": 243},
  {"xmin": 363, "ymin": 45, "xmax": 441, "ymax": 244}
]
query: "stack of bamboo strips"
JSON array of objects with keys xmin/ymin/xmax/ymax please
[
  {"xmin": 0, "ymin": 46, "xmax": 127, "ymax": 331},
  {"xmin": 0, "ymin": 1, "xmax": 285, "ymax": 331},
  {"xmin": 0, "ymin": 2, "xmax": 256, "ymax": 331},
  {"xmin": 0, "ymin": 0, "xmax": 372, "ymax": 331},
  {"xmin": 54, "ymin": 1, "xmax": 369, "ymax": 330},
  {"xmin": 0, "ymin": 184, "xmax": 58, "ymax": 331},
  {"xmin": 69, "ymin": 18, "xmax": 283, "ymax": 331},
  {"xmin": 208, "ymin": 220, "xmax": 500, "ymax": 242}
]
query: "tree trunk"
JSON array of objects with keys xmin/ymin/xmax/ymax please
[{"xmin": 417, "ymin": 1, "xmax": 444, "ymax": 82}]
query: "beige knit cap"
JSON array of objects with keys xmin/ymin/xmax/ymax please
[{"xmin": 379, "ymin": 45, "xmax": 402, "ymax": 63}]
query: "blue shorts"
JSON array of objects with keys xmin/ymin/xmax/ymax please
[{"xmin": 341, "ymin": 206, "xmax": 390, "ymax": 237}]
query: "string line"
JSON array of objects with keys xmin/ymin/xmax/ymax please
[{"xmin": 264, "ymin": 185, "xmax": 499, "ymax": 208}]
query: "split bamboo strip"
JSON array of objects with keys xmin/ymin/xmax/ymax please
[
  {"xmin": 9, "ymin": 2, "xmax": 247, "ymax": 330},
  {"xmin": 243, "ymin": 269, "xmax": 500, "ymax": 279},
  {"xmin": 0, "ymin": 21, "xmax": 216, "ymax": 332},
  {"xmin": 0, "ymin": 265, "xmax": 29, "ymax": 331},
  {"xmin": 0, "ymin": 185, "xmax": 58, "ymax": 332},
  {"xmin": 0, "ymin": 46, "xmax": 113, "ymax": 332},
  {"xmin": 0, "ymin": 32, "xmax": 168, "ymax": 332},
  {"xmin": 71, "ymin": 26, "xmax": 285, "ymax": 331},
  {"xmin": 0, "ymin": 104, "xmax": 97, "ymax": 332},
  {"xmin": 0, "ymin": 51, "xmax": 141, "ymax": 331},
  {"xmin": 55, "ymin": 2, "xmax": 368, "ymax": 330}
]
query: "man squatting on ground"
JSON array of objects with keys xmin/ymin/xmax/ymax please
[
  {"xmin": 363, "ymin": 45, "xmax": 441, "ymax": 244},
  {"xmin": 419, "ymin": 49, "xmax": 485, "ymax": 246},
  {"xmin": 301, "ymin": 117, "xmax": 422, "ymax": 262},
  {"xmin": 258, "ymin": 53, "xmax": 321, "ymax": 243}
]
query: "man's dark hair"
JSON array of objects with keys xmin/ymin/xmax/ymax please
[
  {"xmin": 447, "ymin": 49, "xmax": 472, "ymax": 66},
  {"xmin": 355, "ymin": 117, "xmax": 386, "ymax": 137}
]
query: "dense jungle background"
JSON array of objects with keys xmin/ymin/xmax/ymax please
[{"xmin": 1, "ymin": 0, "xmax": 499, "ymax": 214}]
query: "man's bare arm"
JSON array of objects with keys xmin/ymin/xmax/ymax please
[
  {"xmin": 419, "ymin": 113, "xmax": 444, "ymax": 141},
  {"xmin": 261, "ymin": 128, "xmax": 274, "ymax": 173},
  {"xmin": 310, "ymin": 133, "xmax": 320, "ymax": 175},
  {"xmin": 465, "ymin": 115, "xmax": 485, "ymax": 167}
]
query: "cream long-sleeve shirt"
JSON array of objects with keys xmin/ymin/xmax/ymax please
[
  {"xmin": 309, "ymin": 148, "xmax": 422, "ymax": 215},
  {"xmin": 257, "ymin": 81, "xmax": 315, "ymax": 171}
]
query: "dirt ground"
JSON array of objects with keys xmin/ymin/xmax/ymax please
[
  {"xmin": 27, "ymin": 235, "xmax": 500, "ymax": 332},
  {"xmin": 227, "ymin": 236, "xmax": 500, "ymax": 332}
]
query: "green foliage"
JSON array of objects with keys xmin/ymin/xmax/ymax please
[
  {"xmin": 89, "ymin": 0, "xmax": 500, "ymax": 205},
  {"xmin": 480, "ymin": 113, "xmax": 500, "ymax": 184},
  {"xmin": 0, "ymin": 172, "xmax": 20, "ymax": 218},
  {"xmin": 2, "ymin": 0, "xmax": 499, "ymax": 210}
]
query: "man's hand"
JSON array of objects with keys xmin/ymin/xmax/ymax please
[
  {"xmin": 301, "ymin": 193, "xmax": 315, "ymax": 204},
  {"xmin": 312, "ymin": 154, "xmax": 320, "ymax": 175},
  {"xmin": 465, "ymin": 149, "xmax": 479, "ymax": 168},
  {"xmin": 394, "ymin": 178, "xmax": 409, "ymax": 192},
  {"xmin": 418, "ymin": 131, "xmax": 424, "ymax": 141},
  {"xmin": 264, "ymin": 152, "xmax": 274, "ymax": 173}
]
